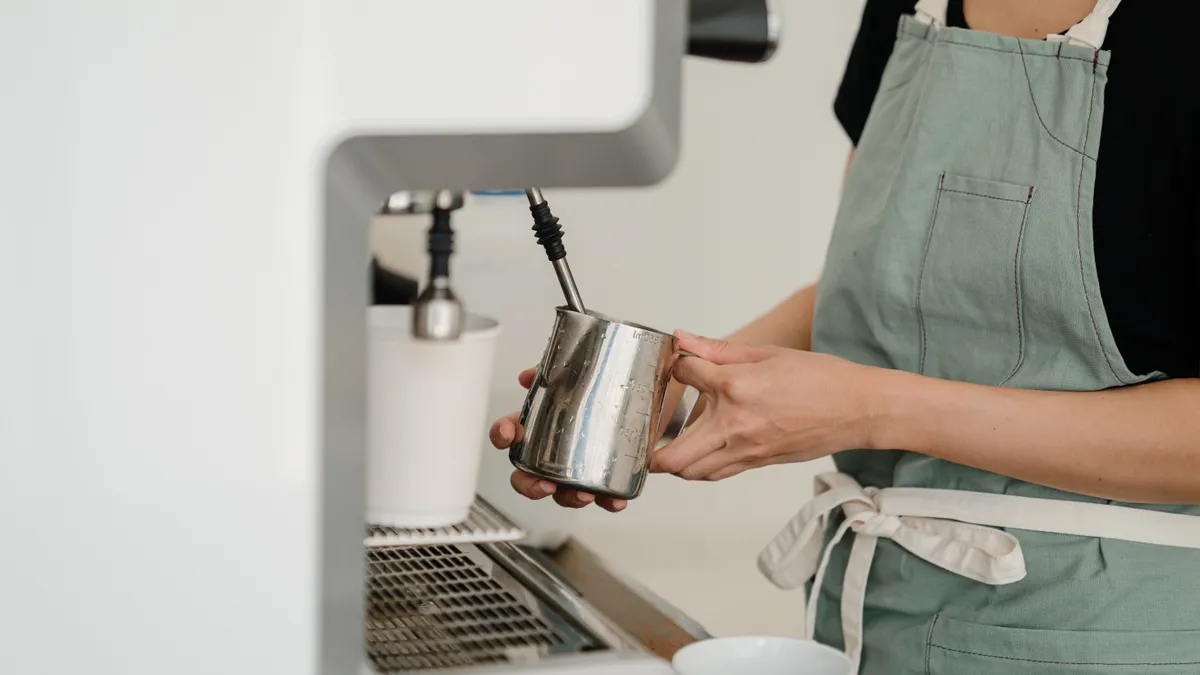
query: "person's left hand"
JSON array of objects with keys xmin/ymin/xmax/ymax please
[{"xmin": 651, "ymin": 332, "xmax": 887, "ymax": 481}]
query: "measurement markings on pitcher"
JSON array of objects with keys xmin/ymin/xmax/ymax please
[
  {"xmin": 617, "ymin": 426, "xmax": 645, "ymax": 445},
  {"xmin": 633, "ymin": 331, "xmax": 664, "ymax": 345},
  {"xmin": 619, "ymin": 378, "xmax": 654, "ymax": 396}
]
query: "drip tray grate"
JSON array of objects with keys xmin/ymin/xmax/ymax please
[
  {"xmin": 366, "ymin": 498, "xmax": 525, "ymax": 548},
  {"xmin": 365, "ymin": 544, "xmax": 597, "ymax": 671}
]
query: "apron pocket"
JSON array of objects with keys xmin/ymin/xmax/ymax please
[
  {"xmin": 926, "ymin": 615, "xmax": 1200, "ymax": 675},
  {"xmin": 917, "ymin": 172, "xmax": 1035, "ymax": 385}
]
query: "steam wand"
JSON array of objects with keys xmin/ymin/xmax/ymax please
[{"xmin": 525, "ymin": 188, "xmax": 587, "ymax": 314}]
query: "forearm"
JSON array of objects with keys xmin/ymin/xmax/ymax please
[{"xmin": 874, "ymin": 372, "xmax": 1200, "ymax": 503}]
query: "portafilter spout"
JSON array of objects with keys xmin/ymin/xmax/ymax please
[
  {"xmin": 525, "ymin": 188, "xmax": 586, "ymax": 315},
  {"xmin": 384, "ymin": 189, "xmax": 467, "ymax": 341}
]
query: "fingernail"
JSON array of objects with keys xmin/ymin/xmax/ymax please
[
  {"xmin": 536, "ymin": 481, "xmax": 556, "ymax": 495},
  {"xmin": 675, "ymin": 330, "xmax": 696, "ymax": 339},
  {"xmin": 613, "ymin": 500, "xmax": 627, "ymax": 512},
  {"xmin": 578, "ymin": 493, "xmax": 595, "ymax": 504}
]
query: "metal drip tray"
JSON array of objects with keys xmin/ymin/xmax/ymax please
[
  {"xmin": 365, "ymin": 544, "xmax": 618, "ymax": 672},
  {"xmin": 366, "ymin": 499, "xmax": 525, "ymax": 549}
]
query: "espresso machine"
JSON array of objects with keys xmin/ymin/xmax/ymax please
[{"xmin": 0, "ymin": 1, "xmax": 777, "ymax": 674}]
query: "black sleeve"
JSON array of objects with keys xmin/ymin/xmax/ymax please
[{"xmin": 833, "ymin": 0, "xmax": 917, "ymax": 145}]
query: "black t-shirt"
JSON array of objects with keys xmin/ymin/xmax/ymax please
[{"xmin": 834, "ymin": 0, "xmax": 1200, "ymax": 378}]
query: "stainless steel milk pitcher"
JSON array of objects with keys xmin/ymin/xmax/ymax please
[{"xmin": 509, "ymin": 307, "xmax": 700, "ymax": 500}]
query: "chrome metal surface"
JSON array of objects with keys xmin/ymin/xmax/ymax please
[
  {"xmin": 434, "ymin": 189, "xmax": 461, "ymax": 211},
  {"xmin": 413, "ymin": 277, "xmax": 464, "ymax": 341},
  {"xmin": 656, "ymin": 384, "xmax": 702, "ymax": 450},
  {"xmin": 366, "ymin": 498, "xmax": 526, "ymax": 548},
  {"xmin": 385, "ymin": 190, "xmax": 466, "ymax": 214},
  {"xmin": 365, "ymin": 544, "xmax": 599, "ymax": 672},
  {"xmin": 510, "ymin": 308, "xmax": 681, "ymax": 499},
  {"xmin": 524, "ymin": 188, "xmax": 545, "ymax": 207},
  {"xmin": 551, "ymin": 258, "xmax": 587, "ymax": 315},
  {"xmin": 764, "ymin": 0, "xmax": 782, "ymax": 60},
  {"xmin": 480, "ymin": 542, "xmax": 642, "ymax": 654}
]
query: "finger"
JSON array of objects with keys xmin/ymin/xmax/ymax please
[
  {"xmin": 488, "ymin": 412, "xmax": 524, "ymax": 449},
  {"xmin": 705, "ymin": 449, "xmax": 805, "ymax": 481},
  {"xmin": 518, "ymin": 367, "xmax": 537, "ymax": 390},
  {"xmin": 552, "ymin": 489, "xmax": 596, "ymax": 509},
  {"xmin": 675, "ymin": 331, "xmax": 766, "ymax": 366},
  {"xmin": 510, "ymin": 470, "xmax": 558, "ymax": 500},
  {"xmin": 671, "ymin": 356, "xmax": 724, "ymax": 397},
  {"xmin": 706, "ymin": 460, "xmax": 758, "ymax": 482},
  {"xmin": 676, "ymin": 446, "xmax": 743, "ymax": 481},
  {"xmin": 598, "ymin": 497, "xmax": 628, "ymax": 513},
  {"xmin": 651, "ymin": 414, "xmax": 726, "ymax": 475}
]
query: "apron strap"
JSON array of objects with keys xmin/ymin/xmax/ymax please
[
  {"xmin": 1048, "ymin": 0, "xmax": 1124, "ymax": 50},
  {"xmin": 758, "ymin": 472, "xmax": 1200, "ymax": 675},
  {"xmin": 915, "ymin": 0, "xmax": 1124, "ymax": 50},
  {"xmin": 878, "ymin": 485, "xmax": 1200, "ymax": 549},
  {"xmin": 757, "ymin": 473, "xmax": 1027, "ymax": 674},
  {"xmin": 913, "ymin": 0, "xmax": 949, "ymax": 28}
]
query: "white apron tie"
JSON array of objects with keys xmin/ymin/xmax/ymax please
[{"xmin": 758, "ymin": 472, "xmax": 1200, "ymax": 674}]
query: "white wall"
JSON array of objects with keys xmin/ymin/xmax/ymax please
[{"xmin": 372, "ymin": 0, "xmax": 866, "ymax": 639}]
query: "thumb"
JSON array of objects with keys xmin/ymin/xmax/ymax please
[{"xmin": 674, "ymin": 331, "xmax": 765, "ymax": 366}]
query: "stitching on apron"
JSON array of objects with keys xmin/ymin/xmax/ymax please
[
  {"xmin": 999, "ymin": 187, "xmax": 1036, "ymax": 387},
  {"xmin": 1016, "ymin": 42, "xmax": 1097, "ymax": 161},
  {"xmin": 928, "ymin": 644, "xmax": 1200, "ymax": 667},
  {"xmin": 937, "ymin": 37, "xmax": 1096, "ymax": 64},
  {"xmin": 916, "ymin": 173, "xmax": 946, "ymax": 376},
  {"xmin": 924, "ymin": 614, "xmax": 940, "ymax": 675},
  {"xmin": 939, "ymin": 188, "xmax": 1027, "ymax": 204},
  {"xmin": 1075, "ymin": 70, "xmax": 1128, "ymax": 385}
]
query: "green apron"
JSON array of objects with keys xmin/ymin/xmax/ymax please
[{"xmin": 756, "ymin": 1, "xmax": 1200, "ymax": 673}]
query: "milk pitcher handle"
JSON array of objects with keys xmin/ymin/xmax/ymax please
[{"xmin": 657, "ymin": 351, "xmax": 703, "ymax": 448}]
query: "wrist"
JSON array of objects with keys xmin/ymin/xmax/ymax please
[{"xmin": 855, "ymin": 366, "xmax": 931, "ymax": 452}]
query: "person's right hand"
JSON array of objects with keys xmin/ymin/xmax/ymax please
[{"xmin": 488, "ymin": 368, "xmax": 628, "ymax": 512}]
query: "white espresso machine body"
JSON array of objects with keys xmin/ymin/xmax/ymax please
[{"xmin": 0, "ymin": 2, "xmax": 685, "ymax": 674}]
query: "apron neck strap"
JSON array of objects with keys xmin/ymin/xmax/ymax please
[
  {"xmin": 913, "ymin": 0, "xmax": 1124, "ymax": 50},
  {"xmin": 1049, "ymin": 0, "xmax": 1123, "ymax": 50},
  {"xmin": 913, "ymin": 0, "xmax": 949, "ymax": 28}
]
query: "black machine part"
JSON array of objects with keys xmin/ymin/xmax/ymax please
[
  {"xmin": 525, "ymin": 188, "xmax": 586, "ymax": 314},
  {"xmin": 688, "ymin": 0, "xmax": 780, "ymax": 63},
  {"xmin": 370, "ymin": 257, "xmax": 420, "ymax": 306}
]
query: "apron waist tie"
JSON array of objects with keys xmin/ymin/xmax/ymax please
[{"xmin": 757, "ymin": 472, "xmax": 1200, "ymax": 674}]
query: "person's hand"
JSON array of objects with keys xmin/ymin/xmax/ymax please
[
  {"xmin": 488, "ymin": 368, "xmax": 628, "ymax": 512},
  {"xmin": 651, "ymin": 332, "xmax": 885, "ymax": 481}
]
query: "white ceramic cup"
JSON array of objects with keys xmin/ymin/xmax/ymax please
[
  {"xmin": 671, "ymin": 637, "xmax": 852, "ymax": 675},
  {"xmin": 367, "ymin": 306, "xmax": 502, "ymax": 528}
]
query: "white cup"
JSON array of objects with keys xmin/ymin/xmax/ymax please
[
  {"xmin": 367, "ymin": 306, "xmax": 502, "ymax": 528},
  {"xmin": 671, "ymin": 637, "xmax": 851, "ymax": 675}
]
